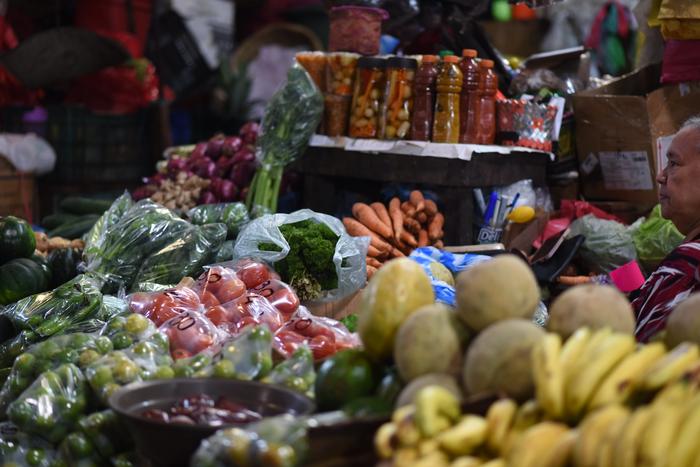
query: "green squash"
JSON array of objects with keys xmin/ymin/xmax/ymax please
[
  {"xmin": 47, "ymin": 248, "xmax": 82, "ymax": 288},
  {"xmin": 0, "ymin": 216, "xmax": 36, "ymax": 264},
  {"xmin": 30, "ymin": 253, "xmax": 53, "ymax": 286},
  {"xmin": 0, "ymin": 258, "xmax": 50, "ymax": 305}
]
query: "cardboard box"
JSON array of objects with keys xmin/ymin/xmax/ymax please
[{"xmin": 573, "ymin": 64, "xmax": 700, "ymax": 203}]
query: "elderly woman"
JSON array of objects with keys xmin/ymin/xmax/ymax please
[{"xmin": 634, "ymin": 116, "xmax": 700, "ymax": 342}]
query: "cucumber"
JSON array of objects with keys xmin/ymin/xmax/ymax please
[
  {"xmin": 41, "ymin": 213, "xmax": 79, "ymax": 230},
  {"xmin": 48, "ymin": 215, "xmax": 100, "ymax": 239},
  {"xmin": 59, "ymin": 197, "xmax": 114, "ymax": 215}
]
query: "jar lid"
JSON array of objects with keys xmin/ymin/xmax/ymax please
[
  {"xmin": 387, "ymin": 56, "xmax": 418, "ymax": 69},
  {"xmin": 421, "ymin": 55, "xmax": 439, "ymax": 63},
  {"xmin": 480, "ymin": 59, "xmax": 495, "ymax": 68},
  {"xmin": 357, "ymin": 56, "xmax": 387, "ymax": 69},
  {"xmin": 443, "ymin": 55, "xmax": 460, "ymax": 63},
  {"xmin": 439, "ymin": 50, "xmax": 455, "ymax": 58},
  {"xmin": 462, "ymin": 49, "xmax": 478, "ymax": 58}
]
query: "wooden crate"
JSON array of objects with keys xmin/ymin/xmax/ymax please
[{"xmin": 0, "ymin": 157, "xmax": 37, "ymax": 223}]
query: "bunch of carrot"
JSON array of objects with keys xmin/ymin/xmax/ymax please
[{"xmin": 342, "ymin": 190, "xmax": 445, "ymax": 279}]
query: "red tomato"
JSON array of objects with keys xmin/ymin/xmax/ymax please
[
  {"xmin": 273, "ymin": 330, "xmax": 306, "ymax": 358},
  {"xmin": 213, "ymin": 277, "xmax": 246, "ymax": 303},
  {"xmin": 128, "ymin": 292, "xmax": 156, "ymax": 316},
  {"xmin": 162, "ymin": 311, "xmax": 219, "ymax": 356},
  {"xmin": 172, "ymin": 349, "xmax": 192, "ymax": 360},
  {"xmin": 283, "ymin": 316, "xmax": 336, "ymax": 341},
  {"xmin": 309, "ymin": 334, "xmax": 336, "ymax": 360},
  {"xmin": 239, "ymin": 293, "xmax": 283, "ymax": 332},
  {"xmin": 249, "ymin": 279, "xmax": 299, "ymax": 316},
  {"xmin": 235, "ymin": 315, "xmax": 260, "ymax": 333},
  {"xmin": 147, "ymin": 287, "xmax": 202, "ymax": 326},
  {"xmin": 204, "ymin": 305, "xmax": 229, "ymax": 326},
  {"xmin": 234, "ymin": 259, "xmax": 271, "ymax": 289},
  {"xmin": 200, "ymin": 291, "xmax": 220, "ymax": 309}
]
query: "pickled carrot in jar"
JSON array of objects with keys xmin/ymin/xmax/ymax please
[
  {"xmin": 381, "ymin": 56, "xmax": 417, "ymax": 140},
  {"xmin": 349, "ymin": 57, "xmax": 386, "ymax": 139}
]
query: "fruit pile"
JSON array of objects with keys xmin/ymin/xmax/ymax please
[{"xmin": 343, "ymin": 190, "xmax": 445, "ymax": 278}]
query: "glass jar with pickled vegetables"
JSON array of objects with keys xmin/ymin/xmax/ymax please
[
  {"xmin": 326, "ymin": 52, "xmax": 360, "ymax": 96},
  {"xmin": 349, "ymin": 57, "xmax": 386, "ymax": 139},
  {"xmin": 381, "ymin": 57, "xmax": 418, "ymax": 140}
]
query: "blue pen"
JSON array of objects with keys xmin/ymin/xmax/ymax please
[
  {"xmin": 483, "ymin": 191, "xmax": 498, "ymax": 226},
  {"xmin": 508, "ymin": 193, "xmax": 521, "ymax": 213}
]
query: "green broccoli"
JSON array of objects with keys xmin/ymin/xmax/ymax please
[{"xmin": 260, "ymin": 220, "xmax": 339, "ymax": 301}]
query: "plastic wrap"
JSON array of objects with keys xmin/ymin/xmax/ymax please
[
  {"xmin": 159, "ymin": 310, "xmax": 223, "ymax": 360},
  {"xmin": 7, "ymin": 363, "xmax": 88, "ymax": 443},
  {"xmin": 0, "ymin": 425, "xmax": 60, "ymax": 467},
  {"xmin": 133, "ymin": 223, "xmax": 227, "ymax": 287},
  {"xmin": 83, "ymin": 192, "xmax": 134, "ymax": 264},
  {"xmin": 233, "ymin": 210, "xmax": 369, "ymax": 302},
  {"xmin": 86, "ymin": 338, "xmax": 173, "ymax": 404},
  {"xmin": 227, "ymin": 258, "xmax": 278, "ymax": 289},
  {"xmin": 129, "ymin": 286, "xmax": 203, "ymax": 327},
  {"xmin": 188, "ymin": 203, "xmax": 250, "ymax": 239},
  {"xmin": 262, "ymin": 346, "xmax": 315, "ymax": 398},
  {"xmin": 205, "ymin": 292, "xmax": 284, "ymax": 335},
  {"xmin": 76, "ymin": 409, "xmax": 131, "ymax": 460},
  {"xmin": 85, "ymin": 200, "xmax": 192, "ymax": 293},
  {"xmin": 569, "ymin": 214, "xmax": 644, "ymax": 274},
  {"xmin": 274, "ymin": 307, "xmax": 360, "ymax": 361},
  {"xmin": 58, "ymin": 431, "xmax": 102, "ymax": 466},
  {"xmin": 633, "ymin": 204, "xmax": 685, "ymax": 272},
  {"xmin": 191, "ymin": 415, "xmax": 308, "ymax": 467},
  {"xmin": 0, "ymin": 333, "xmax": 114, "ymax": 417},
  {"xmin": 214, "ymin": 240, "xmax": 235, "ymax": 264},
  {"xmin": 100, "ymin": 313, "xmax": 158, "ymax": 350}
]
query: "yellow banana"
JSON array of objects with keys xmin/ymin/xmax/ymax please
[
  {"xmin": 560, "ymin": 327, "xmax": 593, "ymax": 383},
  {"xmin": 540, "ymin": 429, "xmax": 578, "ymax": 467},
  {"xmin": 485, "ymin": 398, "xmax": 517, "ymax": 455},
  {"xmin": 532, "ymin": 333, "xmax": 565, "ymax": 419},
  {"xmin": 595, "ymin": 410, "xmax": 630, "ymax": 467},
  {"xmin": 374, "ymin": 422, "xmax": 397, "ymax": 459},
  {"xmin": 417, "ymin": 438, "xmax": 439, "ymax": 457},
  {"xmin": 480, "ymin": 460, "xmax": 505, "ymax": 467},
  {"xmin": 612, "ymin": 406, "xmax": 653, "ymax": 467},
  {"xmin": 503, "ymin": 400, "xmax": 542, "ymax": 455},
  {"xmin": 437, "ymin": 415, "xmax": 488, "ymax": 457},
  {"xmin": 638, "ymin": 400, "xmax": 687, "ymax": 467},
  {"xmin": 394, "ymin": 447, "xmax": 419, "ymax": 465},
  {"xmin": 668, "ymin": 396, "xmax": 700, "ymax": 467},
  {"xmin": 588, "ymin": 342, "xmax": 666, "ymax": 410},
  {"xmin": 572, "ymin": 404, "xmax": 629, "ymax": 467},
  {"xmin": 641, "ymin": 342, "xmax": 700, "ymax": 390},
  {"xmin": 408, "ymin": 450, "xmax": 450, "ymax": 467},
  {"xmin": 505, "ymin": 421, "xmax": 570, "ymax": 467},
  {"xmin": 565, "ymin": 332, "xmax": 636, "ymax": 419},
  {"xmin": 450, "ymin": 457, "xmax": 484, "ymax": 467},
  {"xmin": 394, "ymin": 406, "xmax": 421, "ymax": 447},
  {"xmin": 652, "ymin": 379, "xmax": 697, "ymax": 407},
  {"xmin": 414, "ymin": 385, "xmax": 461, "ymax": 437}
]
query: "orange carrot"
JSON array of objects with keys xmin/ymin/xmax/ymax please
[
  {"xmin": 401, "ymin": 201, "xmax": 416, "ymax": 218},
  {"xmin": 367, "ymin": 244, "xmax": 382, "ymax": 258},
  {"xmin": 418, "ymin": 229, "xmax": 429, "ymax": 247},
  {"xmin": 352, "ymin": 202, "xmax": 392, "ymax": 239},
  {"xmin": 433, "ymin": 239, "xmax": 444, "ymax": 249},
  {"xmin": 390, "ymin": 247, "xmax": 405, "ymax": 258},
  {"xmin": 409, "ymin": 190, "xmax": 425, "ymax": 213},
  {"xmin": 404, "ymin": 217, "xmax": 421, "ymax": 235},
  {"xmin": 424, "ymin": 199, "xmax": 438, "ymax": 217},
  {"xmin": 389, "ymin": 197, "xmax": 403, "ymax": 242},
  {"xmin": 416, "ymin": 211, "xmax": 428, "ymax": 225},
  {"xmin": 366, "ymin": 256, "xmax": 382, "ymax": 269},
  {"xmin": 343, "ymin": 217, "xmax": 392, "ymax": 253},
  {"xmin": 400, "ymin": 230, "xmax": 418, "ymax": 248},
  {"xmin": 558, "ymin": 275, "xmax": 594, "ymax": 286},
  {"xmin": 370, "ymin": 202, "xmax": 392, "ymax": 233},
  {"xmin": 428, "ymin": 213, "xmax": 444, "ymax": 241}
]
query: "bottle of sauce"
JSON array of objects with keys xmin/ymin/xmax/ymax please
[
  {"xmin": 410, "ymin": 55, "xmax": 439, "ymax": 141},
  {"xmin": 432, "ymin": 55, "xmax": 463, "ymax": 143},
  {"xmin": 476, "ymin": 59, "xmax": 498, "ymax": 145},
  {"xmin": 459, "ymin": 49, "xmax": 479, "ymax": 144}
]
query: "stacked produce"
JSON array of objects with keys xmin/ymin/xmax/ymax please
[
  {"xmin": 40, "ymin": 196, "xmax": 114, "ymax": 240},
  {"xmin": 343, "ymin": 190, "xmax": 445, "ymax": 278},
  {"xmin": 133, "ymin": 122, "xmax": 260, "ymax": 210}
]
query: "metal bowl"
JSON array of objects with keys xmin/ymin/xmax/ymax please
[{"xmin": 109, "ymin": 378, "xmax": 315, "ymax": 467}]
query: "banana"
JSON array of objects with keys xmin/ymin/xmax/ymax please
[
  {"xmin": 540, "ymin": 429, "xmax": 578, "ymax": 467},
  {"xmin": 612, "ymin": 406, "xmax": 653, "ymax": 467},
  {"xmin": 595, "ymin": 409, "xmax": 630, "ymax": 467},
  {"xmin": 394, "ymin": 406, "xmax": 421, "ymax": 447},
  {"xmin": 375, "ymin": 422, "xmax": 397, "ymax": 459},
  {"xmin": 560, "ymin": 327, "xmax": 593, "ymax": 382},
  {"xmin": 668, "ymin": 396, "xmax": 700, "ymax": 467},
  {"xmin": 437, "ymin": 415, "xmax": 488, "ymax": 457},
  {"xmin": 394, "ymin": 447, "xmax": 419, "ymax": 465},
  {"xmin": 450, "ymin": 457, "xmax": 484, "ymax": 467},
  {"xmin": 638, "ymin": 400, "xmax": 687, "ymax": 467},
  {"xmin": 588, "ymin": 342, "xmax": 666, "ymax": 410},
  {"xmin": 565, "ymin": 332, "xmax": 636, "ymax": 419},
  {"xmin": 414, "ymin": 385, "xmax": 461, "ymax": 437},
  {"xmin": 485, "ymin": 398, "xmax": 518, "ymax": 455},
  {"xmin": 641, "ymin": 342, "xmax": 700, "ymax": 390},
  {"xmin": 480, "ymin": 460, "xmax": 505, "ymax": 467},
  {"xmin": 505, "ymin": 421, "xmax": 570, "ymax": 467},
  {"xmin": 417, "ymin": 438, "xmax": 440, "ymax": 457},
  {"xmin": 652, "ymin": 379, "xmax": 697, "ymax": 407},
  {"xmin": 408, "ymin": 450, "xmax": 450, "ymax": 467},
  {"xmin": 503, "ymin": 400, "xmax": 542, "ymax": 456},
  {"xmin": 572, "ymin": 404, "xmax": 629, "ymax": 467},
  {"xmin": 532, "ymin": 333, "xmax": 565, "ymax": 419}
]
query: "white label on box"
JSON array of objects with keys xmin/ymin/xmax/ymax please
[
  {"xmin": 656, "ymin": 135, "xmax": 674, "ymax": 173},
  {"xmin": 581, "ymin": 152, "xmax": 599, "ymax": 175},
  {"xmin": 599, "ymin": 151, "xmax": 653, "ymax": 191}
]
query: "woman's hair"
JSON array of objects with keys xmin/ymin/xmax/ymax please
[{"xmin": 681, "ymin": 116, "xmax": 700, "ymax": 131}]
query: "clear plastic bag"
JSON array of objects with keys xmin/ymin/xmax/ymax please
[
  {"xmin": 191, "ymin": 415, "xmax": 308, "ymax": 467},
  {"xmin": 159, "ymin": 310, "xmax": 224, "ymax": 360},
  {"xmin": 86, "ymin": 337, "xmax": 173, "ymax": 404},
  {"xmin": 100, "ymin": 313, "xmax": 158, "ymax": 350},
  {"xmin": 194, "ymin": 265, "xmax": 247, "ymax": 305},
  {"xmin": 0, "ymin": 424, "xmax": 60, "ymax": 467},
  {"xmin": 262, "ymin": 345, "xmax": 315, "ymax": 398},
  {"xmin": 84, "ymin": 192, "xmax": 134, "ymax": 264},
  {"xmin": 633, "ymin": 204, "xmax": 685, "ymax": 273},
  {"xmin": 274, "ymin": 307, "xmax": 360, "ymax": 361},
  {"xmin": 569, "ymin": 214, "xmax": 644, "ymax": 274},
  {"xmin": 76, "ymin": 409, "xmax": 132, "ymax": 460},
  {"xmin": 232, "ymin": 209, "xmax": 369, "ymax": 302},
  {"xmin": 188, "ymin": 203, "xmax": 250, "ymax": 239},
  {"xmin": 0, "ymin": 332, "xmax": 114, "ymax": 417},
  {"xmin": 204, "ymin": 292, "xmax": 284, "ymax": 335},
  {"xmin": 7, "ymin": 363, "xmax": 88, "ymax": 443},
  {"xmin": 58, "ymin": 431, "xmax": 103, "ymax": 466},
  {"xmin": 133, "ymin": 223, "xmax": 227, "ymax": 287},
  {"xmin": 214, "ymin": 240, "xmax": 235, "ymax": 263},
  {"xmin": 128, "ymin": 286, "xmax": 204, "ymax": 327}
]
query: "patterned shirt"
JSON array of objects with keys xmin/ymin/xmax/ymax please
[{"xmin": 633, "ymin": 240, "xmax": 700, "ymax": 342}]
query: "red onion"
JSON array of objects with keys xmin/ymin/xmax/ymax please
[
  {"xmin": 167, "ymin": 157, "xmax": 188, "ymax": 177},
  {"xmin": 206, "ymin": 135, "xmax": 225, "ymax": 160},
  {"xmin": 232, "ymin": 148, "xmax": 255, "ymax": 165},
  {"xmin": 193, "ymin": 158, "xmax": 216, "ymax": 179},
  {"xmin": 239, "ymin": 122, "xmax": 260, "ymax": 145},
  {"xmin": 190, "ymin": 142, "xmax": 208, "ymax": 160},
  {"xmin": 132, "ymin": 186, "xmax": 155, "ymax": 200},
  {"xmin": 218, "ymin": 179, "xmax": 238, "ymax": 201},
  {"xmin": 222, "ymin": 136, "xmax": 243, "ymax": 156},
  {"xmin": 215, "ymin": 156, "xmax": 235, "ymax": 177},
  {"xmin": 230, "ymin": 160, "xmax": 257, "ymax": 188},
  {"xmin": 198, "ymin": 190, "xmax": 218, "ymax": 205}
]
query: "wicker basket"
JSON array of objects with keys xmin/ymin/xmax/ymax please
[
  {"xmin": 232, "ymin": 22, "xmax": 323, "ymax": 68},
  {"xmin": 0, "ymin": 157, "xmax": 37, "ymax": 223}
]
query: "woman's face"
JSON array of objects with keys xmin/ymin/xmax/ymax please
[{"xmin": 657, "ymin": 127, "xmax": 700, "ymax": 234}]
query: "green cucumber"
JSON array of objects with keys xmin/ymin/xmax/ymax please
[
  {"xmin": 41, "ymin": 213, "xmax": 79, "ymax": 230},
  {"xmin": 48, "ymin": 215, "xmax": 100, "ymax": 239},
  {"xmin": 59, "ymin": 197, "xmax": 114, "ymax": 215}
]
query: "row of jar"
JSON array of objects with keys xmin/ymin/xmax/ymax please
[{"xmin": 296, "ymin": 50, "xmax": 499, "ymax": 145}]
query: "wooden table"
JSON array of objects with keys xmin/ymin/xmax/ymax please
[{"xmin": 294, "ymin": 145, "xmax": 551, "ymax": 245}]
